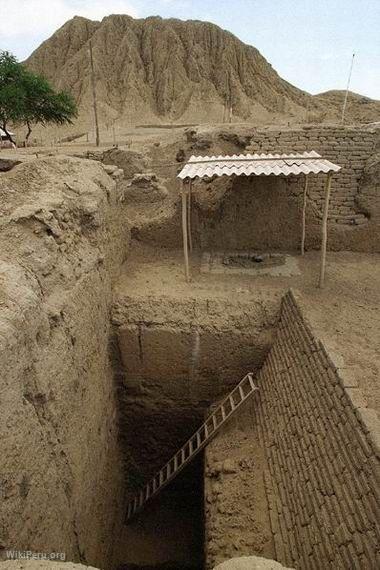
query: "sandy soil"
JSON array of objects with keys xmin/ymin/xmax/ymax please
[{"xmin": 116, "ymin": 243, "xmax": 380, "ymax": 415}]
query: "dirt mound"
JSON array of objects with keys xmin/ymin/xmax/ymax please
[
  {"xmin": 314, "ymin": 90, "xmax": 380, "ymax": 123},
  {"xmin": 102, "ymin": 148, "xmax": 147, "ymax": 179}
]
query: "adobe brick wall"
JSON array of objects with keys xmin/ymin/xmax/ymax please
[
  {"xmin": 247, "ymin": 125, "xmax": 377, "ymax": 226},
  {"xmin": 204, "ymin": 289, "xmax": 380, "ymax": 568},
  {"xmin": 257, "ymin": 290, "xmax": 380, "ymax": 569}
]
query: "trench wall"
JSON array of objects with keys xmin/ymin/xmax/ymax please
[
  {"xmin": 205, "ymin": 290, "xmax": 380, "ymax": 569},
  {"xmin": 112, "ymin": 293, "xmax": 279, "ymax": 483},
  {"xmin": 0, "ymin": 157, "xmax": 129, "ymax": 568}
]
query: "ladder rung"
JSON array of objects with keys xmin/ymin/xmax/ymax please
[
  {"xmin": 212, "ymin": 415, "xmax": 218, "ymax": 429},
  {"xmin": 204, "ymin": 424, "xmax": 209, "ymax": 438},
  {"xmin": 239, "ymin": 385, "xmax": 245, "ymax": 399},
  {"xmin": 196, "ymin": 432, "xmax": 201, "ymax": 447},
  {"xmin": 220, "ymin": 406, "xmax": 226, "ymax": 420},
  {"xmin": 229, "ymin": 396, "xmax": 236, "ymax": 410}
]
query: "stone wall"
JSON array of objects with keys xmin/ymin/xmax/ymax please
[
  {"xmin": 204, "ymin": 290, "xmax": 380, "ymax": 569},
  {"xmin": 0, "ymin": 158, "xmax": 130, "ymax": 568}
]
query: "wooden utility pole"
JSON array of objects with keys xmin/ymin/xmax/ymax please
[
  {"xmin": 341, "ymin": 53, "xmax": 355, "ymax": 124},
  {"xmin": 89, "ymin": 40, "xmax": 100, "ymax": 146}
]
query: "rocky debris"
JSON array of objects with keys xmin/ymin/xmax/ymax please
[
  {"xmin": 213, "ymin": 556, "xmax": 294, "ymax": 570},
  {"xmin": 176, "ymin": 149, "xmax": 186, "ymax": 162},
  {"xmin": 102, "ymin": 148, "xmax": 147, "ymax": 179},
  {"xmin": 185, "ymin": 128, "xmax": 198, "ymax": 143},
  {"xmin": 123, "ymin": 173, "xmax": 168, "ymax": 204},
  {"xmin": 71, "ymin": 150, "xmax": 103, "ymax": 161},
  {"xmin": 185, "ymin": 128, "xmax": 213, "ymax": 151},
  {"xmin": 103, "ymin": 163, "xmax": 124, "ymax": 180},
  {"xmin": 218, "ymin": 130, "xmax": 254, "ymax": 149},
  {"xmin": 0, "ymin": 157, "xmax": 22, "ymax": 172}
]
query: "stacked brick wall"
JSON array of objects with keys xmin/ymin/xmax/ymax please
[
  {"xmin": 256, "ymin": 290, "xmax": 380, "ymax": 569},
  {"xmin": 247, "ymin": 126, "xmax": 377, "ymax": 226}
]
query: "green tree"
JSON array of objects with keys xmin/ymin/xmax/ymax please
[{"xmin": 0, "ymin": 50, "xmax": 77, "ymax": 145}]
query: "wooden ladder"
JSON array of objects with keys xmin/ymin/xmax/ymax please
[{"xmin": 126, "ymin": 372, "xmax": 258, "ymax": 522}]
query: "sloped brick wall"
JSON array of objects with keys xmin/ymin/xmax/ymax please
[{"xmin": 257, "ymin": 291, "xmax": 380, "ymax": 569}]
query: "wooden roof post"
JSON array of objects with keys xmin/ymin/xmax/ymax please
[
  {"xmin": 181, "ymin": 180, "xmax": 190, "ymax": 282},
  {"xmin": 301, "ymin": 174, "xmax": 309, "ymax": 256},
  {"xmin": 319, "ymin": 172, "xmax": 333, "ymax": 288},
  {"xmin": 187, "ymin": 179, "xmax": 193, "ymax": 252}
]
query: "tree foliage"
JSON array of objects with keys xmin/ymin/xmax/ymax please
[{"xmin": 0, "ymin": 51, "xmax": 77, "ymax": 144}]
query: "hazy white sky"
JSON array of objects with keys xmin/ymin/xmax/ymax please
[{"xmin": 0, "ymin": 0, "xmax": 379, "ymax": 99}]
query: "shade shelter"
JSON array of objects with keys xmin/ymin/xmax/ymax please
[{"xmin": 177, "ymin": 151, "xmax": 341, "ymax": 287}]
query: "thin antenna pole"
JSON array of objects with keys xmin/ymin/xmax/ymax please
[
  {"xmin": 89, "ymin": 40, "xmax": 100, "ymax": 147},
  {"xmin": 341, "ymin": 52, "xmax": 355, "ymax": 124}
]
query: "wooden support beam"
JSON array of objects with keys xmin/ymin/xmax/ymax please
[
  {"xmin": 319, "ymin": 172, "xmax": 333, "ymax": 288},
  {"xmin": 187, "ymin": 180, "xmax": 193, "ymax": 252},
  {"xmin": 301, "ymin": 175, "xmax": 309, "ymax": 256},
  {"xmin": 181, "ymin": 181, "xmax": 190, "ymax": 282}
]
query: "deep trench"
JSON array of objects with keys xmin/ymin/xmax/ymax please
[{"xmin": 112, "ymin": 311, "xmax": 275, "ymax": 570}]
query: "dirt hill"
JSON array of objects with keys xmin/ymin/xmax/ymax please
[
  {"xmin": 313, "ymin": 90, "xmax": 380, "ymax": 124},
  {"xmin": 25, "ymin": 15, "xmax": 379, "ymax": 128}
]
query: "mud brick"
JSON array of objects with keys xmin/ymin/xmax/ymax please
[
  {"xmin": 299, "ymin": 504, "xmax": 310, "ymax": 528},
  {"xmin": 306, "ymin": 552, "xmax": 320, "ymax": 570},
  {"xmin": 346, "ymin": 542, "xmax": 364, "ymax": 570},
  {"xmin": 366, "ymin": 491, "xmax": 380, "ymax": 526},
  {"xmin": 361, "ymin": 534, "xmax": 378, "ymax": 567},
  {"xmin": 339, "ymin": 544, "xmax": 355, "ymax": 569},
  {"xmin": 354, "ymin": 429, "xmax": 374, "ymax": 459},
  {"xmin": 288, "ymin": 529, "xmax": 298, "ymax": 563},
  {"xmin": 319, "ymin": 464, "xmax": 335, "ymax": 497},
  {"xmin": 273, "ymin": 531, "xmax": 286, "ymax": 563},
  {"xmin": 357, "ymin": 470, "xmax": 372, "ymax": 496},
  {"xmin": 335, "ymin": 521, "xmax": 352, "ymax": 547},
  {"xmin": 269, "ymin": 501, "xmax": 280, "ymax": 536},
  {"xmin": 352, "ymin": 532, "xmax": 365, "ymax": 555},
  {"xmin": 355, "ymin": 499, "xmax": 373, "ymax": 533}
]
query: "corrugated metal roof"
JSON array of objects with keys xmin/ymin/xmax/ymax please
[{"xmin": 178, "ymin": 151, "xmax": 341, "ymax": 180}]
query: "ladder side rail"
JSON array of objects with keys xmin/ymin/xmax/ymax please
[{"xmin": 126, "ymin": 372, "xmax": 258, "ymax": 521}]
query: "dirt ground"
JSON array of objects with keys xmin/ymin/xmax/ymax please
[{"xmin": 116, "ymin": 243, "xmax": 380, "ymax": 415}]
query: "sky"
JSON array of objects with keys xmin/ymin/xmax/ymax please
[{"xmin": 0, "ymin": 0, "xmax": 379, "ymax": 99}]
